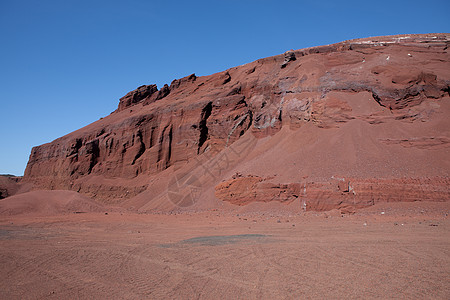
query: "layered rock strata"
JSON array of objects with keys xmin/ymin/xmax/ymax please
[{"xmin": 23, "ymin": 34, "xmax": 450, "ymax": 211}]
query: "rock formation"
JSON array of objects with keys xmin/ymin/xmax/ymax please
[
  {"xmin": 0, "ymin": 175, "xmax": 22, "ymax": 199},
  {"xmin": 23, "ymin": 34, "xmax": 450, "ymax": 212}
]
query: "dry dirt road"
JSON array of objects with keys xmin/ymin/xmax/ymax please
[{"xmin": 1, "ymin": 202, "xmax": 449, "ymax": 299}]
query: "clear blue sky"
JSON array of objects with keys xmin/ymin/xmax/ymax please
[{"xmin": 1, "ymin": 0, "xmax": 449, "ymax": 176}]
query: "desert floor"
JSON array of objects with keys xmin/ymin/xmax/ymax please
[{"xmin": 1, "ymin": 201, "xmax": 449, "ymax": 299}]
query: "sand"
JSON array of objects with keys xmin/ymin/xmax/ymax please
[
  {"xmin": 0, "ymin": 201, "xmax": 448, "ymax": 299},
  {"xmin": 0, "ymin": 190, "xmax": 105, "ymax": 216}
]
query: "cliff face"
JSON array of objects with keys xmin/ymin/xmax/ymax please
[{"xmin": 23, "ymin": 34, "xmax": 450, "ymax": 211}]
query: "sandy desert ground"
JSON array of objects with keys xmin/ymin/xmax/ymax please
[{"xmin": 1, "ymin": 201, "xmax": 449, "ymax": 299}]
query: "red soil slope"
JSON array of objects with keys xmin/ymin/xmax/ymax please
[
  {"xmin": 22, "ymin": 34, "xmax": 450, "ymax": 213},
  {"xmin": 0, "ymin": 190, "xmax": 104, "ymax": 216}
]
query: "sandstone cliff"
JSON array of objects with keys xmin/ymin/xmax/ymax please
[{"xmin": 23, "ymin": 34, "xmax": 450, "ymax": 212}]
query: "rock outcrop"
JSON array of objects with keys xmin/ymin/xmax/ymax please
[
  {"xmin": 215, "ymin": 175, "xmax": 450, "ymax": 213},
  {"xmin": 23, "ymin": 34, "xmax": 450, "ymax": 211},
  {"xmin": 0, "ymin": 175, "xmax": 31, "ymax": 199},
  {"xmin": 0, "ymin": 175, "xmax": 21, "ymax": 199},
  {"xmin": 117, "ymin": 84, "xmax": 158, "ymax": 111}
]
